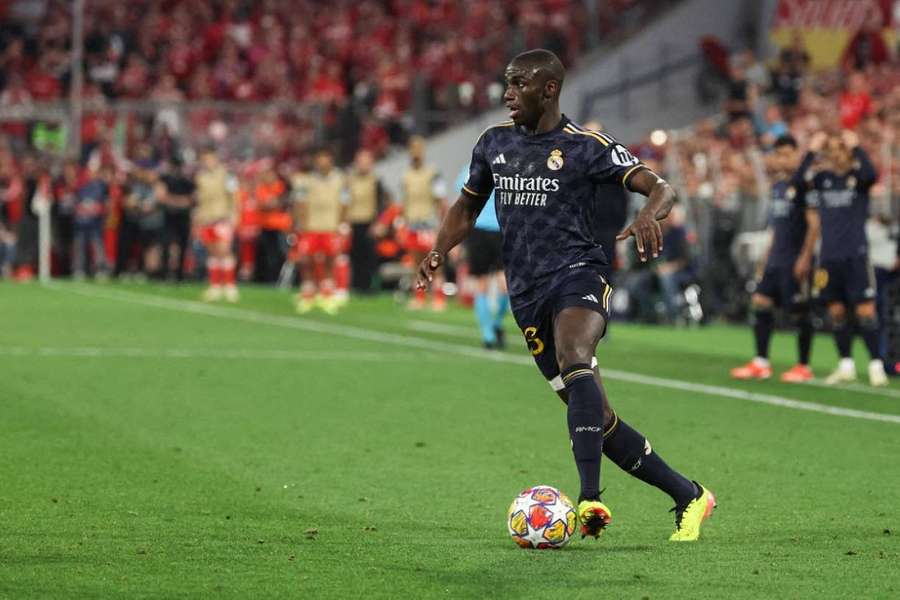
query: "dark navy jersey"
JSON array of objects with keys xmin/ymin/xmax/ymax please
[
  {"xmin": 767, "ymin": 154, "xmax": 813, "ymax": 267},
  {"xmin": 807, "ymin": 147, "xmax": 877, "ymax": 261},
  {"xmin": 462, "ymin": 115, "xmax": 647, "ymax": 307}
]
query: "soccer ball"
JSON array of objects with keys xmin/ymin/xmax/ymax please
[{"xmin": 507, "ymin": 485, "xmax": 577, "ymax": 549}]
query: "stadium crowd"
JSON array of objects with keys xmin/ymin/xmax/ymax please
[{"xmin": 0, "ymin": 2, "xmax": 898, "ymax": 342}]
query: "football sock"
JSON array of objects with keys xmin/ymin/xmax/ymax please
[
  {"xmin": 493, "ymin": 293, "xmax": 509, "ymax": 328},
  {"xmin": 474, "ymin": 293, "xmax": 496, "ymax": 344},
  {"xmin": 752, "ymin": 309, "xmax": 774, "ymax": 359},
  {"xmin": 562, "ymin": 363, "xmax": 605, "ymax": 501},
  {"xmin": 833, "ymin": 319, "xmax": 852, "ymax": 358},
  {"xmin": 602, "ymin": 415, "xmax": 697, "ymax": 506},
  {"xmin": 221, "ymin": 257, "xmax": 236, "ymax": 286},
  {"xmin": 207, "ymin": 258, "xmax": 222, "ymax": 287},
  {"xmin": 795, "ymin": 313, "xmax": 813, "ymax": 365},
  {"xmin": 858, "ymin": 316, "xmax": 882, "ymax": 360}
]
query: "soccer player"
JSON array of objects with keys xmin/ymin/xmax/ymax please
[
  {"xmin": 731, "ymin": 135, "xmax": 820, "ymax": 382},
  {"xmin": 402, "ymin": 136, "xmax": 448, "ymax": 311},
  {"xmin": 806, "ymin": 130, "xmax": 888, "ymax": 386},
  {"xmin": 454, "ymin": 165, "xmax": 509, "ymax": 349},
  {"xmin": 291, "ymin": 148, "xmax": 348, "ymax": 315},
  {"xmin": 416, "ymin": 49, "xmax": 715, "ymax": 541},
  {"xmin": 194, "ymin": 147, "xmax": 239, "ymax": 302},
  {"xmin": 347, "ymin": 149, "xmax": 389, "ymax": 294}
]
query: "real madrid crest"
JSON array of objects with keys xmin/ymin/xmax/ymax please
[
  {"xmin": 847, "ymin": 175, "xmax": 856, "ymax": 189},
  {"xmin": 786, "ymin": 186, "xmax": 796, "ymax": 199},
  {"xmin": 547, "ymin": 148, "xmax": 564, "ymax": 171}
]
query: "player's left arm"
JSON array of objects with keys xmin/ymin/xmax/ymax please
[
  {"xmin": 617, "ymin": 169, "xmax": 676, "ymax": 262},
  {"xmin": 795, "ymin": 208, "xmax": 820, "ymax": 281}
]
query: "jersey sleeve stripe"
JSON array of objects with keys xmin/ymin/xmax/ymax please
[
  {"xmin": 563, "ymin": 126, "xmax": 609, "ymax": 147},
  {"xmin": 474, "ymin": 120, "xmax": 514, "ymax": 144},
  {"xmin": 621, "ymin": 164, "xmax": 646, "ymax": 187},
  {"xmin": 462, "ymin": 184, "xmax": 489, "ymax": 198}
]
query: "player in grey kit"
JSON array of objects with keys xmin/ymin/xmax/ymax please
[{"xmin": 806, "ymin": 130, "xmax": 888, "ymax": 386}]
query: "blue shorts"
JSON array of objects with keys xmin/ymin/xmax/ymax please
[
  {"xmin": 511, "ymin": 269, "xmax": 612, "ymax": 388},
  {"xmin": 755, "ymin": 263, "xmax": 809, "ymax": 309},
  {"xmin": 815, "ymin": 256, "xmax": 876, "ymax": 306}
]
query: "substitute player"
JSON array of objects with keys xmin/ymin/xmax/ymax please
[
  {"xmin": 731, "ymin": 135, "xmax": 819, "ymax": 382},
  {"xmin": 807, "ymin": 130, "xmax": 888, "ymax": 386},
  {"xmin": 291, "ymin": 148, "xmax": 348, "ymax": 315},
  {"xmin": 454, "ymin": 165, "xmax": 509, "ymax": 349},
  {"xmin": 194, "ymin": 147, "xmax": 239, "ymax": 302},
  {"xmin": 417, "ymin": 50, "xmax": 714, "ymax": 541},
  {"xmin": 402, "ymin": 136, "xmax": 447, "ymax": 310}
]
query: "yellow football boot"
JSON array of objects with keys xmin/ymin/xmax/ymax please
[
  {"xmin": 577, "ymin": 499, "xmax": 612, "ymax": 539},
  {"xmin": 669, "ymin": 482, "xmax": 716, "ymax": 542}
]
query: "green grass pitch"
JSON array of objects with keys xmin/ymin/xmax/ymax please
[{"xmin": 1, "ymin": 281, "xmax": 899, "ymax": 598}]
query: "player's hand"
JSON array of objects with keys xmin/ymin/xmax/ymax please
[
  {"xmin": 841, "ymin": 129, "xmax": 860, "ymax": 149},
  {"xmin": 809, "ymin": 131, "xmax": 828, "ymax": 153},
  {"xmin": 415, "ymin": 250, "xmax": 443, "ymax": 290},
  {"xmin": 793, "ymin": 255, "xmax": 811, "ymax": 282},
  {"xmin": 617, "ymin": 211, "xmax": 662, "ymax": 263}
]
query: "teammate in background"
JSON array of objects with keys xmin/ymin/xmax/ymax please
[
  {"xmin": 347, "ymin": 149, "xmax": 389, "ymax": 294},
  {"xmin": 731, "ymin": 135, "xmax": 819, "ymax": 382},
  {"xmin": 291, "ymin": 148, "xmax": 348, "ymax": 315},
  {"xmin": 454, "ymin": 165, "xmax": 509, "ymax": 349},
  {"xmin": 194, "ymin": 147, "xmax": 239, "ymax": 302},
  {"xmin": 402, "ymin": 136, "xmax": 447, "ymax": 311},
  {"xmin": 417, "ymin": 49, "xmax": 714, "ymax": 542},
  {"xmin": 807, "ymin": 130, "xmax": 888, "ymax": 386}
]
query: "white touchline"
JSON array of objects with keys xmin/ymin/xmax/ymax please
[
  {"xmin": 0, "ymin": 346, "xmax": 435, "ymax": 362},
  {"xmin": 52, "ymin": 284, "xmax": 900, "ymax": 425}
]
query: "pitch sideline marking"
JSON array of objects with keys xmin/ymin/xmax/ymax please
[
  {"xmin": 52, "ymin": 284, "xmax": 900, "ymax": 425},
  {"xmin": 0, "ymin": 346, "xmax": 439, "ymax": 362}
]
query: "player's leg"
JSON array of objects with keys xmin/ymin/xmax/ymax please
[
  {"xmin": 824, "ymin": 301, "xmax": 856, "ymax": 384},
  {"xmin": 492, "ymin": 270, "xmax": 509, "ymax": 349},
  {"xmin": 216, "ymin": 237, "xmax": 238, "ymax": 302},
  {"xmin": 855, "ymin": 301, "xmax": 888, "ymax": 386},
  {"xmin": 731, "ymin": 292, "xmax": 775, "ymax": 380},
  {"xmin": 202, "ymin": 233, "xmax": 224, "ymax": 302},
  {"xmin": 295, "ymin": 237, "xmax": 316, "ymax": 313},
  {"xmin": 472, "ymin": 274, "xmax": 498, "ymax": 347},
  {"xmin": 553, "ymin": 306, "xmax": 613, "ymax": 536},
  {"xmin": 780, "ymin": 301, "xmax": 815, "ymax": 382},
  {"xmin": 318, "ymin": 251, "xmax": 339, "ymax": 315}
]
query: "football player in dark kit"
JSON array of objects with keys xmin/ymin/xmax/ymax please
[
  {"xmin": 416, "ymin": 49, "xmax": 715, "ymax": 542},
  {"xmin": 731, "ymin": 135, "xmax": 820, "ymax": 383},
  {"xmin": 807, "ymin": 130, "xmax": 888, "ymax": 387}
]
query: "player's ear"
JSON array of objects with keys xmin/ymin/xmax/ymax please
[{"xmin": 543, "ymin": 80, "xmax": 558, "ymax": 100}]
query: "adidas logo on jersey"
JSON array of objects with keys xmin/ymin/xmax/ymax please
[
  {"xmin": 492, "ymin": 154, "xmax": 507, "ymax": 165},
  {"xmin": 581, "ymin": 294, "xmax": 599, "ymax": 303}
]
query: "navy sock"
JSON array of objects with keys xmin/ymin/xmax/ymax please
[
  {"xmin": 858, "ymin": 317, "xmax": 882, "ymax": 361},
  {"xmin": 753, "ymin": 309, "xmax": 774, "ymax": 359},
  {"xmin": 562, "ymin": 363, "xmax": 605, "ymax": 501},
  {"xmin": 796, "ymin": 314, "xmax": 813, "ymax": 365},
  {"xmin": 603, "ymin": 415, "xmax": 697, "ymax": 506},
  {"xmin": 833, "ymin": 320, "xmax": 852, "ymax": 358}
]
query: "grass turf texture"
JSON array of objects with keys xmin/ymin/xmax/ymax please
[{"xmin": 1, "ymin": 281, "xmax": 899, "ymax": 599}]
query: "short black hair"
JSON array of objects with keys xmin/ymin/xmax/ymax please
[
  {"xmin": 510, "ymin": 49, "xmax": 566, "ymax": 91},
  {"xmin": 774, "ymin": 134, "xmax": 797, "ymax": 149}
]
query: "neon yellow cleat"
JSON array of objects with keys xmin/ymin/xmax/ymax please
[
  {"xmin": 295, "ymin": 297, "xmax": 314, "ymax": 314},
  {"xmin": 577, "ymin": 499, "xmax": 612, "ymax": 539},
  {"xmin": 669, "ymin": 482, "xmax": 716, "ymax": 542}
]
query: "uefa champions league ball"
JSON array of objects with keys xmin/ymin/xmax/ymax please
[{"xmin": 507, "ymin": 485, "xmax": 577, "ymax": 549}]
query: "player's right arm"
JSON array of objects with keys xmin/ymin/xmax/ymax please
[{"xmin": 415, "ymin": 138, "xmax": 492, "ymax": 290}]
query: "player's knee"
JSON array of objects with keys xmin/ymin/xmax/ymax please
[
  {"xmin": 555, "ymin": 343, "xmax": 594, "ymax": 373},
  {"xmin": 789, "ymin": 303, "xmax": 810, "ymax": 327},
  {"xmin": 828, "ymin": 303, "xmax": 847, "ymax": 323},
  {"xmin": 751, "ymin": 294, "xmax": 773, "ymax": 310},
  {"xmin": 857, "ymin": 313, "xmax": 878, "ymax": 333},
  {"xmin": 856, "ymin": 302, "xmax": 876, "ymax": 320}
]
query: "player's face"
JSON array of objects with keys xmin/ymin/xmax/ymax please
[
  {"xmin": 824, "ymin": 137, "xmax": 851, "ymax": 169},
  {"xmin": 201, "ymin": 152, "xmax": 218, "ymax": 170},
  {"xmin": 503, "ymin": 64, "xmax": 546, "ymax": 127},
  {"xmin": 773, "ymin": 144, "xmax": 798, "ymax": 173},
  {"xmin": 355, "ymin": 150, "xmax": 373, "ymax": 173},
  {"xmin": 315, "ymin": 152, "xmax": 333, "ymax": 174}
]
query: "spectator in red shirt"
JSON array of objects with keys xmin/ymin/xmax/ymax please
[{"xmin": 839, "ymin": 71, "xmax": 873, "ymax": 130}]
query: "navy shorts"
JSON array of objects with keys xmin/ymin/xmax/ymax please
[
  {"xmin": 815, "ymin": 256, "xmax": 876, "ymax": 306},
  {"xmin": 755, "ymin": 263, "xmax": 809, "ymax": 309},
  {"xmin": 511, "ymin": 269, "xmax": 612, "ymax": 389}
]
